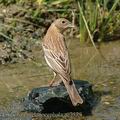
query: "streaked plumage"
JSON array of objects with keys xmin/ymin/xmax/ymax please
[{"xmin": 42, "ymin": 18, "xmax": 83, "ymax": 106}]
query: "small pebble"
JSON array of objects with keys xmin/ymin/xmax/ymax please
[{"xmin": 104, "ymin": 102, "xmax": 110, "ymax": 105}]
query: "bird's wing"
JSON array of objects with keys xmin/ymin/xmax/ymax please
[{"xmin": 42, "ymin": 36, "xmax": 71, "ymax": 80}]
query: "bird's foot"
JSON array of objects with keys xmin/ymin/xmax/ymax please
[{"xmin": 49, "ymin": 79, "xmax": 62, "ymax": 87}]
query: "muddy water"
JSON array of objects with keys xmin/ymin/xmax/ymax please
[{"xmin": 0, "ymin": 39, "xmax": 120, "ymax": 120}]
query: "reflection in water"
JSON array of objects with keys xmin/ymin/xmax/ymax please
[{"xmin": 0, "ymin": 39, "xmax": 120, "ymax": 119}]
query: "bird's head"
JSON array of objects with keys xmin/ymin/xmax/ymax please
[{"xmin": 52, "ymin": 18, "xmax": 75, "ymax": 32}]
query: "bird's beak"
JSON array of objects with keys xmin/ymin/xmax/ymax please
[{"xmin": 68, "ymin": 23, "xmax": 75, "ymax": 28}]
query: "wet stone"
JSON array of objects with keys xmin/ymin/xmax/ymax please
[{"xmin": 23, "ymin": 80, "xmax": 95, "ymax": 115}]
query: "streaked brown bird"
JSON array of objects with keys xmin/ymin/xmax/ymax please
[{"xmin": 42, "ymin": 18, "xmax": 83, "ymax": 106}]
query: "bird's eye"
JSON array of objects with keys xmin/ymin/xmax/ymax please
[{"xmin": 62, "ymin": 20, "xmax": 65, "ymax": 24}]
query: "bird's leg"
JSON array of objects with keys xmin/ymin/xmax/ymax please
[{"xmin": 49, "ymin": 72, "xmax": 57, "ymax": 87}]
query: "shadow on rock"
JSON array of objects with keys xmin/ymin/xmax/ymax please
[{"xmin": 23, "ymin": 80, "xmax": 100, "ymax": 116}]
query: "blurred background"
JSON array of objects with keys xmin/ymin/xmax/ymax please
[{"xmin": 0, "ymin": 0, "xmax": 120, "ymax": 120}]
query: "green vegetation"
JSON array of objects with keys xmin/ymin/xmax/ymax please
[
  {"xmin": 78, "ymin": 0, "xmax": 120, "ymax": 43},
  {"xmin": 0, "ymin": 0, "xmax": 119, "ymax": 42},
  {"xmin": 0, "ymin": 0, "xmax": 120, "ymax": 64}
]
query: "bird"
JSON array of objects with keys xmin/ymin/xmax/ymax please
[{"xmin": 42, "ymin": 18, "xmax": 83, "ymax": 106}]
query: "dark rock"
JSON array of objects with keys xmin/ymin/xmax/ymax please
[{"xmin": 23, "ymin": 80, "xmax": 95, "ymax": 115}]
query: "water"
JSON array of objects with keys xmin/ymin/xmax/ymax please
[{"xmin": 0, "ymin": 39, "xmax": 120, "ymax": 120}]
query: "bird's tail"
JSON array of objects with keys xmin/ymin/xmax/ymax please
[{"xmin": 60, "ymin": 75, "xmax": 83, "ymax": 106}]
